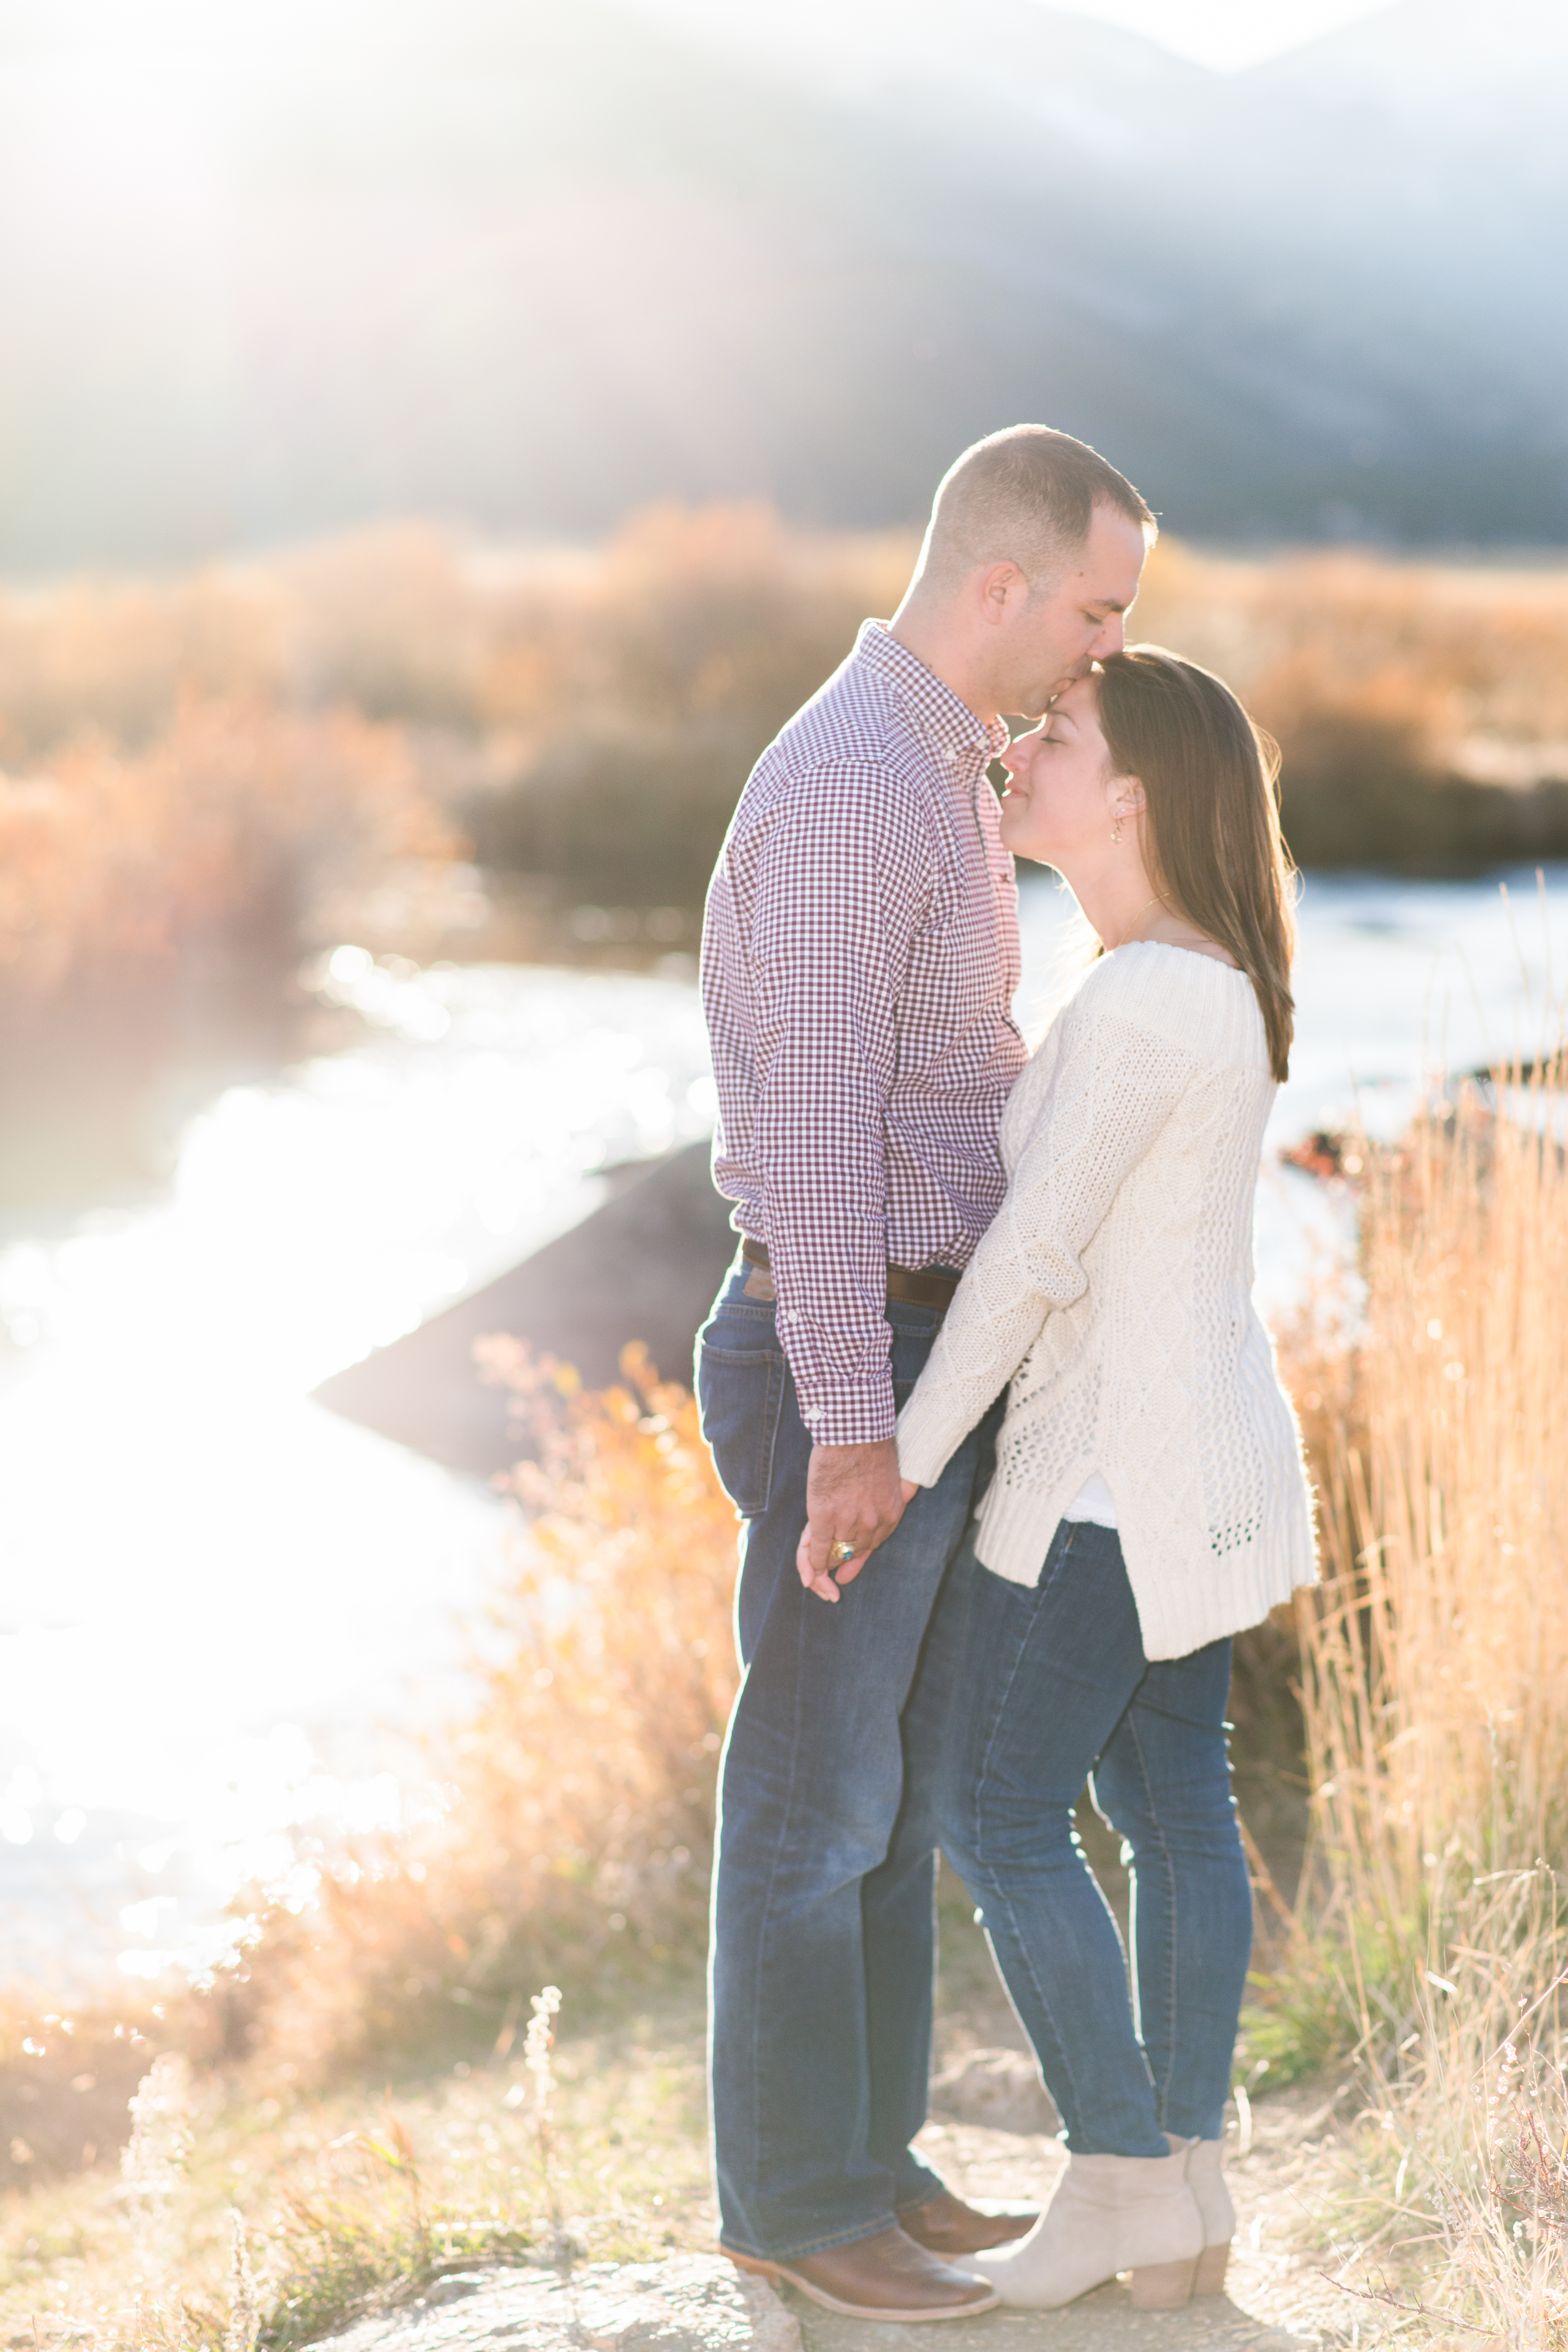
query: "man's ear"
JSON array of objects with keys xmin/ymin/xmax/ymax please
[{"xmin": 976, "ymin": 560, "xmax": 1029, "ymax": 627}]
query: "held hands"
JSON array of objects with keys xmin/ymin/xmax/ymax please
[{"xmin": 794, "ymin": 1442, "xmax": 924, "ymax": 1602}]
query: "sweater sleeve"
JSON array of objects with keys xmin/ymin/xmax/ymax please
[{"xmin": 896, "ymin": 995, "xmax": 1198, "ymax": 1487}]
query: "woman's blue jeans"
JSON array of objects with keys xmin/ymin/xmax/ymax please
[{"xmin": 919, "ymin": 1519, "xmax": 1252, "ymax": 2156}]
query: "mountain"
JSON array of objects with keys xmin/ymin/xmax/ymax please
[
  {"xmin": 0, "ymin": 0, "xmax": 1562, "ymax": 566},
  {"xmin": 1258, "ymin": 0, "xmax": 1568, "ymax": 112}
]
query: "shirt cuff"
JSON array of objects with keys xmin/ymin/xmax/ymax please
[{"xmin": 797, "ymin": 1378, "xmax": 897, "ymax": 1448}]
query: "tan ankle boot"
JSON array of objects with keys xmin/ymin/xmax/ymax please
[
  {"xmin": 969, "ymin": 2146, "xmax": 1202, "ymax": 2309},
  {"xmin": 1173, "ymin": 2135, "xmax": 1235, "ymax": 2292}
]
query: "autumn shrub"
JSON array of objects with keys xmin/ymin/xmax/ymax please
[
  {"xmin": 219, "ymin": 1347, "xmax": 741, "ymax": 2085},
  {"xmin": 1135, "ymin": 541, "xmax": 1568, "ymax": 872},
  {"xmin": 0, "ymin": 697, "xmax": 461, "ymax": 1195},
  {"xmin": 468, "ymin": 526, "xmax": 1568, "ymax": 891},
  {"xmin": 465, "ymin": 502, "xmax": 916, "ymax": 906},
  {"xmin": 0, "ymin": 701, "xmax": 452, "ymax": 995},
  {"xmin": 0, "ymin": 573, "xmax": 287, "ymax": 758},
  {"xmin": 0, "ymin": 527, "xmax": 481, "ymax": 757},
  {"xmin": 275, "ymin": 524, "xmax": 490, "ymax": 727},
  {"xmin": 5, "ymin": 521, "xmax": 1568, "ymax": 1005},
  {"xmin": 0, "ymin": 507, "xmax": 916, "ymax": 1171}
]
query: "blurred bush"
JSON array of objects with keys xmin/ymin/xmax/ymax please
[
  {"xmin": 211, "ymin": 1346, "xmax": 740, "ymax": 2084},
  {"xmin": 466, "ymin": 503, "xmax": 915, "ymax": 906},
  {"xmin": 0, "ymin": 699, "xmax": 462, "ymax": 1198},
  {"xmin": 7, "ymin": 518, "xmax": 1568, "ymax": 974},
  {"xmin": 5, "ymin": 512, "xmax": 1568, "ymax": 1192},
  {"xmin": 1135, "ymin": 542, "xmax": 1568, "ymax": 873},
  {"xmin": 0, "ymin": 702, "xmax": 450, "ymax": 996},
  {"xmin": 466, "ymin": 526, "xmax": 1568, "ymax": 891}
]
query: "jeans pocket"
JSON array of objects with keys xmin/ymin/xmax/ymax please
[{"xmin": 697, "ymin": 1339, "xmax": 786, "ymax": 1518}]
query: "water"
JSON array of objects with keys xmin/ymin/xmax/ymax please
[
  {"xmin": 2, "ymin": 870, "xmax": 1565, "ymax": 1989},
  {"xmin": 0, "ymin": 957, "xmax": 717, "ymax": 1988}
]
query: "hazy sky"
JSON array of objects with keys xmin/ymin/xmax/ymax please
[{"xmin": 1063, "ymin": 0, "xmax": 1389, "ymax": 70}]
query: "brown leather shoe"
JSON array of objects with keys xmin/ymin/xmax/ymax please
[
  {"xmin": 901, "ymin": 2187, "xmax": 1039, "ymax": 2256},
  {"xmin": 727, "ymin": 2224, "xmax": 1000, "ymax": 2320}
]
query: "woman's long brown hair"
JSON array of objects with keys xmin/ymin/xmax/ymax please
[{"xmin": 1095, "ymin": 645, "xmax": 1297, "ymax": 1083}]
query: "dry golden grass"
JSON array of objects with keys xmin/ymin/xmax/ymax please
[
  {"xmin": 1272, "ymin": 1058, "xmax": 1568, "ymax": 2343},
  {"xmin": 0, "ymin": 1994, "xmax": 715, "ymax": 2352},
  {"xmin": 218, "ymin": 1348, "xmax": 741, "ymax": 2088},
  {"xmin": 1303, "ymin": 1071, "xmax": 1568, "ymax": 1917},
  {"xmin": 10, "ymin": 1070, "xmax": 1568, "ymax": 2339}
]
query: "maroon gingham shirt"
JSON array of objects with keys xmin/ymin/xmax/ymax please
[{"xmin": 701, "ymin": 621, "xmax": 1026, "ymax": 1445}]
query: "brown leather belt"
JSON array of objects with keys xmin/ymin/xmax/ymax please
[{"xmin": 741, "ymin": 1236, "xmax": 959, "ymax": 1314}]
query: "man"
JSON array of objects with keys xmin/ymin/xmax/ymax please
[{"xmin": 697, "ymin": 425, "xmax": 1154, "ymax": 2321}]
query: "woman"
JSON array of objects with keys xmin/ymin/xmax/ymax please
[{"xmin": 893, "ymin": 646, "xmax": 1317, "ymax": 2310}]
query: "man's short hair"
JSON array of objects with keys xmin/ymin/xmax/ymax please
[{"xmin": 918, "ymin": 424, "xmax": 1155, "ymax": 595}]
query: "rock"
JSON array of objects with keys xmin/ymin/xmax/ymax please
[
  {"xmin": 307, "ymin": 2256, "xmax": 801, "ymax": 2352},
  {"xmin": 314, "ymin": 1140, "xmax": 737, "ymax": 1473},
  {"xmin": 414, "ymin": 2275, "xmax": 491, "ymax": 2307},
  {"xmin": 930, "ymin": 2047, "xmax": 1058, "ymax": 2136}
]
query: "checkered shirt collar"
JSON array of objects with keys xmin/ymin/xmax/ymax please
[{"xmin": 852, "ymin": 621, "xmax": 1011, "ymax": 766}]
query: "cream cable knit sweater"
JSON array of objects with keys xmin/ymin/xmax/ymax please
[{"xmin": 896, "ymin": 942, "xmax": 1316, "ymax": 1659}]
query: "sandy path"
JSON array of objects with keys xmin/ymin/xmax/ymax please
[{"xmin": 785, "ymin": 2085, "xmax": 1356, "ymax": 2352}]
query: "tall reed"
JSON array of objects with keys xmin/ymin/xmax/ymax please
[
  {"xmin": 1289, "ymin": 1052, "xmax": 1568, "ymax": 2340},
  {"xmin": 1300, "ymin": 1058, "xmax": 1568, "ymax": 1929},
  {"xmin": 220, "ymin": 1346, "xmax": 741, "ymax": 2082}
]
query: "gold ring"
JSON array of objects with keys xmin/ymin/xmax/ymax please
[{"xmin": 829, "ymin": 1541, "xmax": 857, "ymax": 1568}]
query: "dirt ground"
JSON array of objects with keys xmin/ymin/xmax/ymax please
[{"xmin": 789, "ymin": 2079, "xmax": 1357, "ymax": 2352}]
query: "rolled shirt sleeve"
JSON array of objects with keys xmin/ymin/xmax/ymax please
[{"xmin": 751, "ymin": 762, "xmax": 932, "ymax": 1445}]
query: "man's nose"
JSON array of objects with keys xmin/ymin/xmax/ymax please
[{"xmin": 1092, "ymin": 614, "xmax": 1127, "ymax": 658}]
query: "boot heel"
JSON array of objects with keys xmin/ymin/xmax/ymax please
[
  {"xmin": 1194, "ymin": 2241, "xmax": 1231, "ymax": 2294},
  {"xmin": 725, "ymin": 2252, "xmax": 781, "ymax": 2286},
  {"xmin": 1129, "ymin": 2257, "xmax": 1198, "ymax": 2309}
]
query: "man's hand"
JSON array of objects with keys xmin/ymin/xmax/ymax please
[{"xmin": 795, "ymin": 1439, "xmax": 911, "ymax": 1602}]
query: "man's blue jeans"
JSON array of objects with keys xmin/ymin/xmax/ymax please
[
  {"xmin": 697, "ymin": 1252, "xmax": 996, "ymax": 2262},
  {"xmin": 916, "ymin": 1517, "xmax": 1252, "ymax": 2156}
]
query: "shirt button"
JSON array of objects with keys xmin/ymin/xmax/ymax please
[{"xmin": 803, "ymin": 1407, "xmax": 821, "ymax": 1425}]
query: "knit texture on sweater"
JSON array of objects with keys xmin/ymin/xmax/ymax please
[{"xmin": 895, "ymin": 942, "xmax": 1317, "ymax": 1658}]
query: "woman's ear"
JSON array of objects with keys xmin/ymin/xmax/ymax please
[{"xmin": 1109, "ymin": 773, "xmax": 1146, "ymax": 822}]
